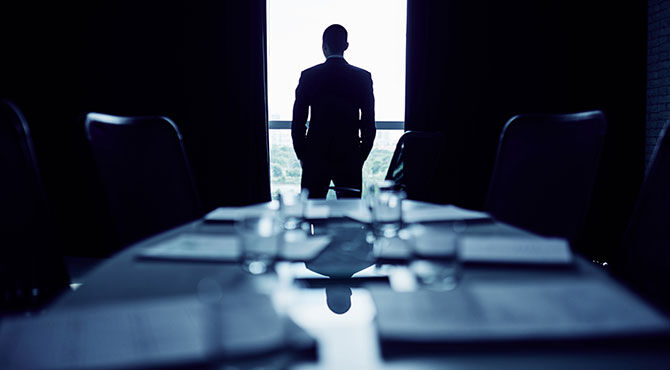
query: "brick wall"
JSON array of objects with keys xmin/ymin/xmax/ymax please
[{"xmin": 647, "ymin": 0, "xmax": 670, "ymax": 166}]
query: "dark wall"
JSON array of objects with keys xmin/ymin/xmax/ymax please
[
  {"xmin": 648, "ymin": 0, "xmax": 670, "ymax": 167},
  {"xmin": 1, "ymin": 1, "xmax": 271, "ymax": 256},
  {"xmin": 406, "ymin": 1, "xmax": 647, "ymax": 260}
]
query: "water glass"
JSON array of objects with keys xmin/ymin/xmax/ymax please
[
  {"xmin": 405, "ymin": 224, "xmax": 462, "ymax": 291},
  {"xmin": 236, "ymin": 213, "xmax": 282, "ymax": 274},
  {"xmin": 368, "ymin": 180, "xmax": 405, "ymax": 238},
  {"xmin": 278, "ymin": 189, "xmax": 308, "ymax": 230}
]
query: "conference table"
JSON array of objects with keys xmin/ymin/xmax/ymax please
[{"xmin": 43, "ymin": 199, "xmax": 670, "ymax": 369}]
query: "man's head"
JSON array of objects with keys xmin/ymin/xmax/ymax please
[
  {"xmin": 325, "ymin": 285, "xmax": 352, "ymax": 314},
  {"xmin": 322, "ymin": 24, "xmax": 348, "ymax": 57}
]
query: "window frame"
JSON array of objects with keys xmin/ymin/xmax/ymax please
[{"xmin": 268, "ymin": 120, "xmax": 405, "ymax": 130}]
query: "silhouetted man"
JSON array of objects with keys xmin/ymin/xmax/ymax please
[{"xmin": 292, "ymin": 24, "xmax": 375, "ymax": 198}]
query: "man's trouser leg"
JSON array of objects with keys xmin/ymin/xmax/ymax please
[
  {"xmin": 301, "ymin": 159, "xmax": 330, "ymax": 198},
  {"xmin": 332, "ymin": 160, "xmax": 362, "ymax": 199}
]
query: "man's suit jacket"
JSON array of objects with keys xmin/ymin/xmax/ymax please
[{"xmin": 291, "ymin": 57, "xmax": 375, "ymax": 167}]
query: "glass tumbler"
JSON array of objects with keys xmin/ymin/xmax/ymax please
[
  {"xmin": 369, "ymin": 180, "xmax": 405, "ymax": 238},
  {"xmin": 236, "ymin": 213, "xmax": 282, "ymax": 274}
]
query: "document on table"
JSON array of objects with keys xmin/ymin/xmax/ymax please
[
  {"xmin": 0, "ymin": 294, "xmax": 315, "ymax": 370},
  {"xmin": 370, "ymin": 279, "xmax": 670, "ymax": 344},
  {"xmin": 204, "ymin": 201, "xmax": 329, "ymax": 222},
  {"xmin": 402, "ymin": 202, "xmax": 491, "ymax": 224},
  {"xmin": 204, "ymin": 203, "xmax": 275, "ymax": 222},
  {"xmin": 459, "ymin": 236, "xmax": 572, "ymax": 265},
  {"xmin": 138, "ymin": 233, "xmax": 331, "ymax": 262},
  {"xmin": 138, "ymin": 234, "xmax": 242, "ymax": 262},
  {"xmin": 345, "ymin": 201, "xmax": 490, "ymax": 224}
]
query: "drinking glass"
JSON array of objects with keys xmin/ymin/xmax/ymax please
[
  {"xmin": 368, "ymin": 180, "xmax": 405, "ymax": 238},
  {"xmin": 406, "ymin": 224, "xmax": 462, "ymax": 291},
  {"xmin": 236, "ymin": 213, "xmax": 282, "ymax": 274},
  {"xmin": 278, "ymin": 189, "xmax": 308, "ymax": 230}
]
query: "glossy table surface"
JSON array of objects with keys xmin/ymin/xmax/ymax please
[{"xmin": 50, "ymin": 200, "xmax": 670, "ymax": 369}]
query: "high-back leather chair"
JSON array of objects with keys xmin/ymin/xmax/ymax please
[
  {"xmin": 385, "ymin": 131, "xmax": 446, "ymax": 203},
  {"xmin": 0, "ymin": 99, "xmax": 70, "ymax": 312},
  {"xmin": 85, "ymin": 113, "xmax": 202, "ymax": 248},
  {"xmin": 617, "ymin": 121, "xmax": 670, "ymax": 313},
  {"xmin": 485, "ymin": 111, "xmax": 607, "ymax": 242}
]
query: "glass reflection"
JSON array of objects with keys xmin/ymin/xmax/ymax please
[{"xmin": 305, "ymin": 223, "xmax": 375, "ymax": 314}]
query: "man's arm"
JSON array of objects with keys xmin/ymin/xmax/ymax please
[
  {"xmin": 291, "ymin": 72, "xmax": 309, "ymax": 161},
  {"xmin": 360, "ymin": 72, "xmax": 376, "ymax": 163}
]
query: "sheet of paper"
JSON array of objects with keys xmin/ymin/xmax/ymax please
[
  {"xmin": 138, "ymin": 234, "xmax": 241, "ymax": 262},
  {"xmin": 204, "ymin": 203, "xmax": 276, "ymax": 222},
  {"xmin": 459, "ymin": 236, "xmax": 572, "ymax": 265},
  {"xmin": 403, "ymin": 204, "xmax": 490, "ymax": 223},
  {"xmin": 204, "ymin": 202, "xmax": 329, "ymax": 222},
  {"xmin": 371, "ymin": 279, "xmax": 670, "ymax": 343},
  {"xmin": 344, "ymin": 202, "xmax": 490, "ymax": 224},
  {"xmin": 0, "ymin": 294, "xmax": 302, "ymax": 370}
]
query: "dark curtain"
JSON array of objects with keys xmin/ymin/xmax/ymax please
[
  {"xmin": 77, "ymin": 0, "xmax": 271, "ymax": 209},
  {"xmin": 405, "ymin": 0, "xmax": 647, "ymax": 261},
  {"xmin": 1, "ymin": 0, "xmax": 271, "ymax": 255},
  {"xmin": 183, "ymin": 1, "xmax": 271, "ymax": 209}
]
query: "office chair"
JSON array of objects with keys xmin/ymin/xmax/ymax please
[
  {"xmin": 85, "ymin": 113, "xmax": 202, "ymax": 248},
  {"xmin": 485, "ymin": 111, "xmax": 607, "ymax": 243},
  {"xmin": 616, "ymin": 121, "xmax": 670, "ymax": 313},
  {"xmin": 385, "ymin": 131, "xmax": 445, "ymax": 203},
  {"xmin": 0, "ymin": 99, "xmax": 70, "ymax": 313}
]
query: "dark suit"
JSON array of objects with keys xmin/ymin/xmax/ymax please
[{"xmin": 292, "ymin": 57, "xmax": 375, "ymax": 198}]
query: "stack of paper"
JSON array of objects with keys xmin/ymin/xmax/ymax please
[
  {"xmin": 0, "ymin": 294, "xmax": 315, "ymax": 369},
  {"xmin": 137, "ymin": 233, "xmax": 331, "ymax": 262},
  {"xmin": 459, "ymin": 236, "xmax": 572, "ymax": 265}
]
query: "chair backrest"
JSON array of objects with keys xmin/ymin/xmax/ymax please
[
  {"xmin": 485, "ymin": 111, "xmax": 607, "ymax": 242},
  {"xmin": 0, "ymin": 99, "xmax": 70, "ymax": 312},
  {"xmin": 617, "ymin": 121, "xmax": 670, "ymax": 312},
  {"xmin": 85, "ymin": 113, "xmax": 202, "ymax": 248},
  {"xmin": 385, "ymin": 131, "xmax": 446, "ymax": 203}
]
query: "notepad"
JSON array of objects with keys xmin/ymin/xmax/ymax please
[
  {"xmin": 371, "ymin": 279, "xmax": 670, "ymax": 344},
  {"xmin": 459, "ymin": 236, "xmax": 572, "ymax": 265}
]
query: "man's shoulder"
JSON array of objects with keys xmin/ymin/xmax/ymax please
[
  {"xmin": 301, "ymin": 62, "xmax": 371, "ymax": 79},
  {"xmin": 346, "ymin": 64, "xmax": 372, "ymax": 78},
  {"xmin": 301, "ymin": 63, "xmax": 327, "ymax": 76}
]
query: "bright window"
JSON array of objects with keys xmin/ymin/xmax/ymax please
[{"xmin": 267, "ymin": 0, "xmax": 407, "ymax": 197}]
